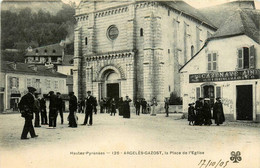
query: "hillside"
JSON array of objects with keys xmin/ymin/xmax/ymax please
[
  {"xmin": 1, "ymin": 0, "xmax": 65, "ymax": 15},
  {"xmin": 1, "ymin": 0, "xmax": 75, "ymax": 53}
]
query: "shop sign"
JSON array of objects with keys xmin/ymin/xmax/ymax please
[{"xmin": 189, "ymin": 69, "xmax": 260, "ymax": 83}]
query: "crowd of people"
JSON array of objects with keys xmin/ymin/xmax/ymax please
[
  {"xmin": 18, "ymin": 87, "xmax": 79, "ymax": 139},
  {"xmin": 188, "ymin": 97, "xmax": 225, "ymax": 126},
  {"xmin": 18, "ymin": 86, "xmax": 225, "ymax": 140}
]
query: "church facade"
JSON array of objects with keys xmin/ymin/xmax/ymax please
[{"xmin": 73, "ymin": 1, "xmax": 216, "ymax": 104}]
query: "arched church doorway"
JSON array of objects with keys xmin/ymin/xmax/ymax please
[{"xmin": 99, "ymin": 69, "xmax": 121, "ymax": 101}]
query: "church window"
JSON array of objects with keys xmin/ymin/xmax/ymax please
[
  {"xmin": 53, "ymin": 49, "xmax": 56, "ymax": 53},
  {"xmin": 191, "ymin": 45, "xmax": 194, "ymax": 57},
  {"xmin": 168, "ymin": 10, "xmax": 170, "ymax": 16},
  {"xmin": 44, "ymin": 49, "xmax": 47, "ymax": 53},
  {"xmin": 85, "ymin": 37, "xmax": 88, "ymax": 45},
  {"xmin": 107, "ymin": 25, "xmax": 119, "ymax": 40},
  {"xmin": 168, "ymin": 49, "xmax": 170, "ymax": 54},
  {"xmin": 237, "ymin": 46, "xmax": 255, "ymax": 69},
  {"xmin": 35, "ymin": 49, "xmax": 38, "ymax": 53},
  {"xmin": 207, "ymin": 52, "xmax": 217, "ymax": 71},
  {"xmin": 140, "ymin": 28, "xmax": 143, "ymax": 37}
]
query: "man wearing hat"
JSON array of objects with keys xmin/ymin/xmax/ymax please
[
  {"xmin": 18, "ymin": 87, "xmax": 38, "ymax": 139},
  {"xmin": 82, "ymin": 91, "xmax": 95, "ymax": 126}
]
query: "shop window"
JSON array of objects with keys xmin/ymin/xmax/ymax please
[
  {"xmin": 85, "ymin": 37, "xmax": 88, "ymax": 45},
  {"xmin": 196, "ymin": 87, "xmax": 200, "ymax": 100},
  {"xmin": 216, "ymin": 86, "xmax": 221, "ymax": 98},
  {"xmin": 140, "ymin": 28, "xmax": 143, "ymax": 37},
  {"xmin": 237, "ymin": 46, "xmax": 255, "ymax": 69},
  {"xmin": 207, "ymin": 52, "xmax": 217, "ymax": 71}
]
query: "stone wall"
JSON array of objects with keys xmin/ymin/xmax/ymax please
[{"xmin": 74, "ymin": 1, "xmax": 217, "ymax": 103}]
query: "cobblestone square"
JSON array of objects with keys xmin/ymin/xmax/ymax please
[{"xmin": 0, "ymin": 112, "xmax": 259, "ymax": 168}]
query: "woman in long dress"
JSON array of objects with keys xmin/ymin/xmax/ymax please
[
  {"xmin": 213, "ymin": 97, "xmax": 225, "ymax": 126},
  {"xmin": 123, "ymin": 96, "xmax": 132, "ymax": 118}
]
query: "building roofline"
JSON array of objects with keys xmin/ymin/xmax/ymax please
[{"xmin": 179, "ymin": 32, "xmax": 259, "ymax": 72}]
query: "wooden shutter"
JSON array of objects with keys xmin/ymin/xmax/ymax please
[
  {"xmin": 237, "ymin": 48, "xmax": 243, "ymax": 69},
  {"xmin": 213, "ymin": 53, "xmax": 217, "ymax": 70},
  {"xmin": 196, "ymin": 87, "xmax": 201, "ymax": 100},
  {"xmin": 249, "ymin": 45, "xmax": 255, "ymax": 69},
  {"xmin": 17, "ymin": 78, "xmax": 19, "ymax": 88},
  {"xmin": 208, "ymin": 53, "xmax": 212, "ymax": 71},
  {"xmin": 216, "ymin": 86, "xmax": 221, "ymax": 98}
]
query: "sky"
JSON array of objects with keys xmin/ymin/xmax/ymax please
[{"xmin": 62, "ymin": 0, "xmax": 260, "ymax": 9}]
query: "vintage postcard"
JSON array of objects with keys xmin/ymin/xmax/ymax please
[{"xmin": 0, "ymin": 0, "xmax": 260, "ymax": 168}]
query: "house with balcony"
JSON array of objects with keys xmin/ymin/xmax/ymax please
[{"xmin": 25, "ymin": 43, "xmax": 65, "ymax": 66}]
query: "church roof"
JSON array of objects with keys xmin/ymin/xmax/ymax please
[
  {"xmin": 199, "ymin": 0, "xmax": 256, "ymax": 28},
  {"xmin": 160, "ymin": 1, "xmax": 217, "ymax": 29},
  {"xmin": 209, "ymin": 9, "xmax": 260, "ymax": 43}
]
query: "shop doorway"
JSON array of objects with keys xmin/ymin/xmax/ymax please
[
  {"xmin": 203, "ymin": 85, "xmax": 215, "ymax": 106},
  {"xmin": 236, "ymin": 85, "xmax": 253, "ymax": 120},
  {"xmin": 107, "ymin": 83, "xmax": 119, "ymax": 100}
]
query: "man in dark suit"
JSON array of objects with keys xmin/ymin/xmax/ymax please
[
  {"xmin": 141, "ymin": 98, "xmax": 147, "ymax": 114},
  {"xmin": 48, "ymin": 91, "xmax": 58, "ymax": 128},
  {"xmin": 19, "ymin": 87, "xmax": 38, "ymax": 140},
  {"xmin": 56, "ymin": 92, "xmax": 64, "ymax": 124},
  {"xmin": 40, "ymin": 96, "xmax": 48, "ymax": 125},
  {"xmin": 135, "ymin": 99, "xmax": 141, "ymax": 115},
  {"xmin": 82, "ymin": 91, "xmax": 95, "ymax": 126}
]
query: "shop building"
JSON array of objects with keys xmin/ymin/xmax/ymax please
[
  {"xmin": 180, "ymin": 9, "xmax": 260, "ymax": 121},
  {"xmin": 0, "ymin": 61, "xmax": 68, "ymax": 112}
]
